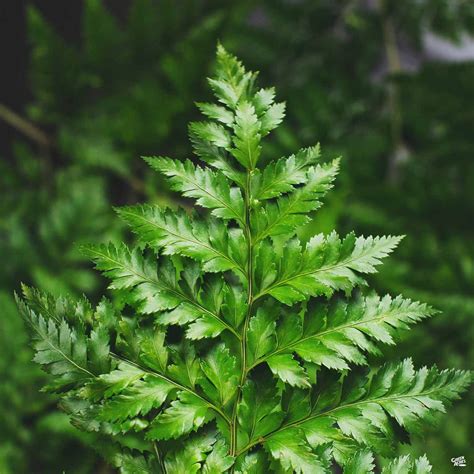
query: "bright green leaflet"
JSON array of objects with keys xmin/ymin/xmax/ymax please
[{"xmin": 18, "ymin": 46, "xmax": 471, "ymax": 473}]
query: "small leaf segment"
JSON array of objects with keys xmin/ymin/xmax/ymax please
[{"xmin": 18, "ymin": 46, "xmax": 471, "ymax": 473}]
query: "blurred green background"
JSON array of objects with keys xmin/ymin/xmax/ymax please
[{"xmin": 1, "ymin": 1, "xmax": 473, "ymax": 472}]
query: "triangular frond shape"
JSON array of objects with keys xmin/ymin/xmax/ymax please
[{"xmin": 18, "ymin": 45, "xmax": 470, "ymax": 473}]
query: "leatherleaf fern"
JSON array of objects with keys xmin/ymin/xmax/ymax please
[{"xmin": 18, "ymin": 46, "xmax": 471, "ymax": 473}]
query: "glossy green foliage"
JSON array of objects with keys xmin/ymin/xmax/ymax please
[
  {"xmin": 234, "ymin": 3, "xmax": 474, "ymax": 470},
  {"xmin": 19, "ymin": 47, "xmax": 471, "ymax": 473},
  {"xmin": 1, "ymin": 2, "xmax": 248, "ymax": 472}
]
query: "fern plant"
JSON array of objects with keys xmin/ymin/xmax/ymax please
[{"xmin": 18, "ymin": 46, "xmax": 471, "ymax": 473}]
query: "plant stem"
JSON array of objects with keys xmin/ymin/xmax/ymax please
[
  {"xmin": 153, "ymin": 442, "xmax": 166, "ymax": 473},
  {"xmin": 229, "ymin": 167, "xmax": 255, "ymax": 460}
]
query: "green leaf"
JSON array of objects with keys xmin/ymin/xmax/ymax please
[
  {"xmin": 231, "ymin": 101, "xmax": 262, "ymax": 168},
  {"xmin": 188, "ymin": 121, "xmax": 231, "ymax": 149},
  {"xmin": 235, "ymin": 451, "xmax": 269, "ymax": 474},
  {"xmin": 196, "ymin": 102, "xmax": 234, "ymax": 127},
  {"xmin": 139, "ymin": 327, "xmax": 169, "ymax": 373},
  {"xmin": 255, "ymin": 233, "xmax": 403, "ymax": 304},
  {"xmin": 101, "ymin": 374, "xmax": 173, "ymax": 422},
  {"xmin": 265, "ymin": 428, "xmax": 326, "ymax": 474},
  {"xmin": 85, "ymin": 243, "xmax": 239, "ymax": 339},
  {"xmin": 167, "ymin": 343, "xmax": 201, "ymax": 389},
  {"xmin": 209, "ymin": 44, "xmax": 256, "ymax": 109},
  {"xmin": 267, "ymin": 360, "xmax": 471, "ymax": 462},
  {"xmin": 87, "ymin": 324, "xmax": 110, "ymax": 374},
  {"xmin": 247, "ymin": 306, "xmax": 277, "ymax": 364},
  {"xmin": 237, "ymin": 379, "xmax": 284, "ymax": 446},
  {"xmin": 343, "ymin": 450, "xmax": 375, "ymax": 473},
  {"xmin": 252, "ymin": 160, "xmax": 340, "ymax": 242},
  {"xmin": 251, "ymin": 144, "xmax": 321, "ymax": 200},
  {"xmin": 18, "ymin": 44, "xmax": 472, "ymax": 473},
  {"xmin": 221, "ymin": 283, "xmax": 247, "ymax": 328},
  {"xmin": 267, "ymin": 353, "xmax": 310, "ymax": 388},
  {"xmin": 20, "ymin": 284, "xmax": 94, "ymax": 328},
  {"xmin": 202, "ymin": 439, "xmax": 234, "ymax": 473},
  {"xmin": 18, "ymin": 297, "xmax": 110, "ymax": 392},
  {"xmin": 117, "ymin": 205, "xmax": 247, "ymax": 274},
  {"xmin": 164, "ymin": 432, "xmax": 216, "ymax": 474},
  {"xmin": 189, "ymin": 124, "xmax": 244, "ymax": 185},
  {"xmin": 83, "ymin": 243, "xmax": 182, "ymax": 313},
  {"xmin": 168, "ymin": 277, "xmax": 244, "ymax": 340},
  {"xmin": 117, "ymin": 452, "xmax": 151, "ymax": 474},
  {"xmin": 186, "ymin": 316, "xmax": 228, "ymax": 340},
  {"xmin": 147, "ymin": 391, "xmax": 214, "ymax": 440},
  {"xmin": 82, "ymin": 362, "xmax": 144, "ymax": 400},
  {"xmin": 253, "ymin": 87, "xmax": 275, "ymax": 114},
  {"xmin": 260, "ymin": 101, "xmax": 286, "ymax": 135},
  {"xmin": 200, "ymin": 344, "xmax": 239, "ymax": 406},
  {"xmin": 145, "ymin": 157, "xmax": 245, "ymax": 223},
  {"xmin": 382, "ymin": 455, "xmax": 433, "ymax": 474},
  {"xmin": 249, "ymin": 294, "xmax": 435, "ymax": 381}
]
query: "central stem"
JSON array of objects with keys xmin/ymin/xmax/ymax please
[{"xmin": 230, "ymin": 167, "xmax": 254, "ymax": 459}]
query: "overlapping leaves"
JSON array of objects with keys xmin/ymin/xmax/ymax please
[
  {"xmin": 83, "ymin": 243, "xmax": 245, "ymax": 340},
  {"xmin": 247, "ymin": 294, "xmax": 436, "ymax": 387},
  {"xmin": 253, "ymin": 232, "xmax": 403, "ymax": 305},
  {"xmin": 18, "ymin": 45, "xmax": 471, "ymax": 473},
  {"xmin": 260, "ymin": 360, "xmax": 471, "ymax": 472}
]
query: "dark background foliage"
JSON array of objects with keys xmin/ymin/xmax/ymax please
[{"xmin": 1, "ymin": 0, "xmax": 472, "ymax": 472}]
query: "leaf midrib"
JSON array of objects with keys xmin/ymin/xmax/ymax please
[
  {"xmin": 31, "ymin": 316, "xmax": 95, "ymax": 378},
  {"xmin": 167, "ymin": 166, "xmax": 245, "ymax": 224},
  {"xmin": 254, "ymin": 243, "xmax": 394, "ymax": 301},
  {"xmin": 256, "ymin": 157, "xmax": 310, "ymax": 200},
  {"xmin": 254, "ymin": 187, "xmax": 317, "ymax": 243},
  {"xmin": 249, "ymin": 309, "xmax": 422, "ymax": 369},
  {"xmin": 237, "ymin": 385, "xmax": 449, "ymax": 456},
  {"xmin": 120, "ymin": 208, "xmax": 246, "ymax": 276}
]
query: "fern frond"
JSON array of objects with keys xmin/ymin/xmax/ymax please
[
  {"xmin": 145, "ymin": 156, "xmax": 245, "ymax": 223},
  {"xmin": 254, "ymin": 233, "xmax": 403, "ymax": 304},
  {"xmin": 100, "ymin": 374, "xmax": 173, "ymax": 422},
  {"xmin": 247, "ymin": 294, "xmax": 435, "ymax": 385},
  {"xmin": 82, "ymin": 243, "xmax": 184, "ymax": 313},
  {"xmin": 343, "ymin": 450, "xmax": 375, "ymax": 474},
  {"xmin": 251, "ymin": 144, "xmax": 321, "ymax": 200},
  {"xmin": 382, "ymin": 454, "xmax": 432, "ymax": 473},
  {"xmin": 147, "ymin": 392, "xmax": 215, "ymax": 441},
  {"xmin": 252, "ymin": 159, "xmax": 340, "ymax": 242},
  {"xmin": 230, "ymin": 101, "xmax": 262, "ymax": 168},
  {"xmin": 18, "ymin": 45, "xmax": 470, "ymax": 473},
  {"xmin": 188, "ymin": 123, "xmax": 244, "ymax": 185},
  {"xmin": 83, "ymin": 243, "xmax": 242, "ymax": 338},
  {"xmin": 17, "ymin": 295, "xmax": 111, "ymax": 392},
  {"xmin": 116, "ymin": 205, "xmax": 247, "ymax": 274},
  {"xmin": 259, "ymin": 360, "xmax": 471, "ymax": 467},
  {"xmin": 164, "ymin": 432, "xmax": 233, "ymax": 474}
]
